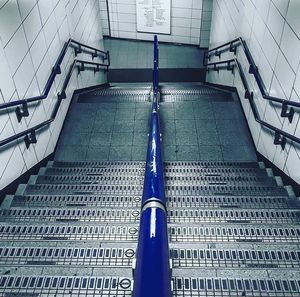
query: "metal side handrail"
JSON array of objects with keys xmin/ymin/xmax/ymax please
[
  {"xmin": 132, "ymin": 35, "xmax": 172, "ymax": 297},
  {"xmin": 0, "ymin": 38, "xmax": 110, "ymax": 119},
  {"xmin": 0, "ymin": 59, "xmax": 109, "ymax": 148},
  {"xmin": 206, "ymin": 58, "xmax": 300, "ymax": 149},
  {"xmin": 204, "ymin": 37, "xmax": 300, "ymax": 123}
]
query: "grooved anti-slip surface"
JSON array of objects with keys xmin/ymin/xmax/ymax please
[{"xmin": 1, "ymin": 84, "xmax": 300, "ymax": 297}]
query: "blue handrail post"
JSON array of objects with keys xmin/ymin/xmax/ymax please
[
  {"xmin": 132, "ymin": 36, "xmax": 172, "ymax": 297},
  {"xmin": 153, "ymin": 35, "xmax": 159, "ymax": 94}
]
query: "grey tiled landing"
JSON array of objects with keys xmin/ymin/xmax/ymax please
[
  {"xmin": 55, "ymin": 94, "xmax": 151, "ymax": 162},
  {"xmin": 55, "ymin": 84, "xmax": 256, "ymax": 163},
  {"xmin": 160, "ymin": 93, "xmax": 257, "ymax": 162}
]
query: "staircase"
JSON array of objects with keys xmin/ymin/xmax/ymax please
[{"xmin": 1, "ymin": 82, "xmax": 300, "ymax": 297}]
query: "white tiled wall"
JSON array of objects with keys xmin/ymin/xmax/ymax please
[
  {"xmin": 207, "ymin": 0, "xmax": 300, "ymax": 184},
  {"xmin": 0, "ymin": 0, "xmax": 106, "ymax": 190},
  {"xmin": 99, "ymin": 0, "xmax": 206, "ymax": 45}
]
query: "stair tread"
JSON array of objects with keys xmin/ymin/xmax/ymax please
[
  {"xmin": 9, "ymin": 194, "xmax": 296, "ymax": 209},
  {"xmin": 50, "ymin": 160, "xmax": 259, "ymax": 168},
  {"xmin": 25, "ymin": 184, "xmax": 287, "ymax": 196},
  {"xmin": 0, "ymin": 275, "xmax": 299, "ymax": 296},
  {"xmin": 34, "ymin": 174, "xmax": 276, "ymax": 187},
  {"xmin": 1, "ymin": 207, "xmax": 299, "ymax": 224}
]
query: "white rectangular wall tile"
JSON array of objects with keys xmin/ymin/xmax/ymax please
[
  {"xmin": 286, "ymin": 0, "xmax": 300, "ymax": 38},
  {"xmin": 37, "ymin": 0, "xmax": 54, "ymax": 25},
  {"xmin": 13, "ymin": 52, "xmax": 35, "ymax": 99},
  {"xmin": 0, "ymin": 0, "xmax": 22, "ymax": 46},
  {"xmin": 280, "ymin": 22, "xmax": 300, "ymax": 73},
  {"xmin": 0, "ymin": 39, "xmax": 15, "ymax": 100},
  {"xmin": 207, "ymin": 0, "xmax": 300, "ymax": 184},
  {"xmin": 23, "ymin": 4, "xmax": 43, "ymax": 47},
  {"xmin": 3, "ymin": 25, "xmax": 28, "ymax": 75},
  {"xmin": 267, "ymin": 2, "xmax": 285, "ymax": 44}
]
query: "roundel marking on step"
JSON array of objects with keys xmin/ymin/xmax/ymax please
[
  {"xmin": 133, "ymin": 197, "xmax": 141, "ymax": 203},
  {"xmin": 131, "ymin": 210, "xmax": 140, "ymax": 217},
  {"xmin": 124, "ymin": 249, "xmax": 135, "ymax": 258},
  {"xmin": 129, "ymin": 227, "xmax": 138, "ymax": 235},
  {"xmin": 119, "ymin": 278, "xmax": 131, "ymax": 289}
]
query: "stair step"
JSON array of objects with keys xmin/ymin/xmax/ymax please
[
  {"xmin": 0, "ymin": 246, "xmax": 135, "ymax": 268},
  {"xmin": 170, "ymin": 247, "xmax": 300, "ymax": 269},
  {"xmin": 1, "ymin": 222, "xmax": 300, "ymax": 244},
  {"xmin": 35, "ymin": 174, "xmax": 145, "ymax": 185},
  {"xmin": 1, "ymin": 207, "xmax": 299, "ymax": 224},
  {"xmin": 172, "ymin": 276, "xmax": 300, "ymax": 296},
  {"xmin": 9, "ymin": 194, "xmax": 293, "ymax": 209},
  {"xmin": 169, "ymin": 224, "xmax": 300, "ymax": 243},
  {"xmin": 50, "ymin": 160, "xmax": 259, "ymax": 168},
  {"xmin": 22, "ymin": 183, "xmax": 287, "ymax": 196},
  {"xmin": 0, "ymin": 275, "xmax": 299, "ymax": 296},
  {"xmin": 160, "ymin": 85, "xmax": 225, "ymax": 96},
  {"xmin": 42, "ymin": 166, "xmax": 145, "ymax": 176},
  {"xmin": 0, "ymin": 222, "xmax": 138, "ymax": 242},
  {"xmin": 166, "ymin": 161, "xmax": 259, "ymax": 168},
  {"xmin": 167, "ymin": 195, "xmax": 294, "ymax": 209},
  {"xmin": 0, "ymin": 276, "xmax": 132, "ymax": 296},
  {"xmin": 0, "ymin": 207, "xmax": 140, "ymax": 223},
  {"xmin": 42, "ymin": 166, "xmax": 268, "ymax": 177},
  {"xmin": 49, "ymin": 161, "xmax": 145, "ymax": 168},
  {"xmin": 23, "ymin": 183, "xmax": 143, "ymax": 195},
  {"xmin": 1, "ymin": 245, "xmax": 300, "ymax": 270},
  {"xmin": 34, "ymin": 174, "xmax": 275, "ymax": 186},
  {"xmin": 10, "ymin": 194, "xmax": 142, "ymax": 208}
]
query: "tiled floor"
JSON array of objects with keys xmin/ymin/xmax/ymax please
[
  {"xmin": 104, "ymin": 38, "xmax": 204, "ymax": 69},
  {"xmin": 55, "ymin": 94, "xmax": 151, "ymax": 161},
  {"xmin": 160, "ymin": 98, "xmax": 256, "ymax": 162},
  {"xmin": 55, "ymin": 84, "xmax": 256, "ymax": 162}
]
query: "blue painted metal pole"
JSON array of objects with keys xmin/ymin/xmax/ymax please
[
  {"xmin": 132, "ymin": 36, "xmax": 172, "ymax": 297},
  {"xmin": 153, "ymin": 35, "xmax": 159, "ymax": 94}
]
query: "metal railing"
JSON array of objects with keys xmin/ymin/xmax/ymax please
[
  {"xmin": 205, "ymin": 37, "xmax": 300, "ymax": 122},
  {"xmin": 0, "ymin": 39, "xmax": 110, "ymax": 148},
  {"xmin": 204, "ymin": 38, "xmax": 300, "ymax": 150},
  {"xmin": 132, "ymin": 35, "xmax": 172, "ymax": 297}
]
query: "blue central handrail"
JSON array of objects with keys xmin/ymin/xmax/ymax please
[{"xmin": 132, "ymin": 36, "xmax": 172, "ymax": 297}]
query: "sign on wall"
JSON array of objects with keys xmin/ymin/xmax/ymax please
[{"xmin": 136, "ymin": 0, "xmax": 171, "ymax": 35}]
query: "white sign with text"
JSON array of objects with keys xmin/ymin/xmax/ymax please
[{"xmin": 136, "ymin": 0, "xmax": 171, "ymax": 34}]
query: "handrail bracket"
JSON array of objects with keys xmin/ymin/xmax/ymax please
[
  {"xmin": 274, "ymin": 131, "xmax": 287, "ymax": 150},
  {"xmin": 249, "ymin": 64, "xmax": 258, "ymax": 74},
  {"xmin": 57, "ymin": 91, "xmax": 67, "ymax": 100},
  {"xmin": 229, "ymin": 43, "xmax": 237, "ymax": 55},
  {"xmin": 77, "ymin": 62, "xmax": 85, "ymax": 73},
  {"xmin": 24, "ymin": 130, "xmax": 37, "ymax": 149},
  {"xmin": 15, "ymin": 102, "xmax": 29, "ymax": 122},
  {"xmin": 74, "ymin": 46, "xmax": 82, "ymax": 56},
  {"xmin": 281, "ymin": 101, "xmax": 294, "ymax": 123}
]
